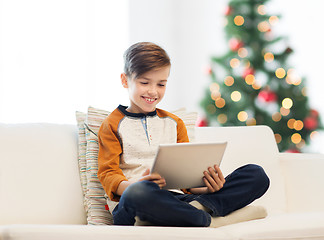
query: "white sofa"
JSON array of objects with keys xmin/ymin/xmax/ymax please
[{"xmin": 1, "ymin": 123, "xmax": 324, "ymax": 240}]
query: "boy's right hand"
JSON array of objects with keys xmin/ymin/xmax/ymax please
[
  {"xmin": 117, "ymin": 169, "xmax": 166, "ymax": 196},
  {"xmin": 139, "ymin": 169, "xmax": 166, "ymax": 189}
]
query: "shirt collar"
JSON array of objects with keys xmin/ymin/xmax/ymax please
[{"xmin": 118, "ymin": 105, "xmax": 157, "ymax": 118}]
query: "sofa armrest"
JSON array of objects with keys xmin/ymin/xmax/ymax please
[{"xmin": 279, "ymin": 153, "xmax": 324, "ymax": 213}]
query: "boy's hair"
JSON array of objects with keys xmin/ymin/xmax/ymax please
[{"xmin": 123, "ymin": 42, "xmax": 171, "ymax": 79}]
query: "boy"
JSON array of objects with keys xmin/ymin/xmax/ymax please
[{"xmin": 98, "ymin": 42, "xmax": 269, "ymax": 227}]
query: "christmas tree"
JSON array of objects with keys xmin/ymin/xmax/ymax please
[{"xmin": 200, "ymin": 0, "xmax": 323, "ymax": 152}]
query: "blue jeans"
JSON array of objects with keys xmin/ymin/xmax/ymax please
[{"xmin": 112, "ymin": 164, "xmax": 270, "ymax": 227}]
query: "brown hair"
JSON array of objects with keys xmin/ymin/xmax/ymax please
[{"xmin": 123, "ymin": 42, "xmax": 171, "ymax": 79}]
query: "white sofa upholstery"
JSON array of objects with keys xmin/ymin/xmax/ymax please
[{"xmin": 1, "ymin": 123, "xmax": 324, "ymax": 240}]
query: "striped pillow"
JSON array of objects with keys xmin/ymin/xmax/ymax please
[
  {"xmin": 75, "ymin": 112, "xmax": 89, "ymax": 214},
  {"xmin": 76, "ymin": 106, "xmax": 197, "ymax": 225},
  {"xmin": 84, "ymin": 106, "xmax": 112, "ymax": 225},
  {"xmin": 76, "ymin": 107, "xmax": 113, "ymax": 225}
]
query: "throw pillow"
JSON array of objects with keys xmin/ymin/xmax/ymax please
[
  {"xmin": 171, "ymin": 107, "xmax": 197, "ymax": 142},
  {"xmin": 75, "ymin": 111, "xmax": 89, "ymax": 214},
  {"xmin": 84, "ymin": 106, "xmax": 112, "ymax": 225}
]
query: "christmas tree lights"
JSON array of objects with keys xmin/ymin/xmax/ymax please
[{"xmin": 200, "ymin": 0, "xmax": 323, "ymax": 151}]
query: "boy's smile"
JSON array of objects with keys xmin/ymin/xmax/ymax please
[
  {"xmin": 143, "ymin": 97, "xmax": 157, "ymax": 104},
  {"xmin": 121, "ymin": 66, "xmax": 170, "ymax": 114}
]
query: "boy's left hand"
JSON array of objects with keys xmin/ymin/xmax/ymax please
[
  {"xmin": 203, "ymin": 165, "xmax": 226, "ymax": 193},
  {"xmin": 189, "ymin": 165, "xmax": 226, "ymax": 194}
]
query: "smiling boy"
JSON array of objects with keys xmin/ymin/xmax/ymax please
[
  {"xmin": 97, "ymin": 42, "xmax": 270, "ymax": 227},
  {"xmin": 120, "ymin": 64, "xmax": 169, "ymax": 114}
]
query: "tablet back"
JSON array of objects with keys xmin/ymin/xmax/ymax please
[{"xmin": 151, "ymin": 142, "xmax": 227, "ymax": 189}]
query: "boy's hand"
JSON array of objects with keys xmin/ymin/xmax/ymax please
[
  {"xmin": 189, "ymin": 165, "xmax": 225, "ymax": 194},
  {"xmin": 139, "ymin": 169, "xmax": 166, "ymax": 189},
  {"xmin": 203, "ymin": 165, "xmax": 225, "ymax": 193}
]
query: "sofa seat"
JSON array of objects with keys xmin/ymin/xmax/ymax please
[
  {"xmin": 0, "ymin": 224, "xmax": 231, "ymax": 240},
  {"xmin": 1, "ymin": 211, "xmax": 324, "ymax": 240},
  {"xmin": 221, "ymin": 211, "xmax": 324, "ymax": 240}
]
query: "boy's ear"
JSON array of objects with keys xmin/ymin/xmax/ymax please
[{"xmin": 121, "ymin": 73, "xmax": 128, "ymax": 88}]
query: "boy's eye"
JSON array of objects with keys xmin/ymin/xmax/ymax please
[
  {"xmin": 158, "ymin": 84, "xmax": 165, "ymax": 87},
  {"xmin": 140, "ymin": 82, "xmax": 149, "ymax": 85}
]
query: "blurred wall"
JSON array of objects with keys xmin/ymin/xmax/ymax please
[{"xmin": 128, "ymin": 0, "xmax": 226, "ymax": 114}]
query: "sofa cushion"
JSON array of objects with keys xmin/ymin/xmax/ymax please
[
  {"xmin": 194, "ymin": 126, "xmax": 286, "ymax": 215},
  {"xmin": 279, "ymin": 153, "xmax": 324, "ymax": 213},
  {"xmin": 0, "ymin": 123, "xmax": 86, "ymax": 224}
]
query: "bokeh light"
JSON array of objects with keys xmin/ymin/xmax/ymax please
[
  {"xmin": 287, "ymin": 119, "xmax": 295, "ymax": 129},
  {"xmin": 296, "ymin": 139, "xmax": 305, "ymax": 149},
  {"xmin": 282, "ymin": 98, "xmax": 293, "ymax": 109},
  {"xmin": 211, "ymin": 91, "xmax": 221, "ymax": 100},
  {"xmin": 274, "ymin": 133, "xmax": 282, "ymax": 143},
  {"xmin": 215, "ymin": 98, "xmax": 226, "ymax": 108},
  {"xmin": 246, "ymin": 118, "xmax": 256, "ymax": 126},
  {"xmin": 275, "ymin": 68, "xmax": 286, "ymax": 78},
  {"xmin": 238, "ymin": 48, "xmax": 248, "ymax": 58},
  {"xmin": 234, "ymin": 15, "xmax": 245, "ymax": 26},
  {"xmin": 207, "ymin": 104, "xmax": 216, "ymax": 114},
  {"xmin": 245, "ymin": 74, "xmax": 255, "ymax": 85},
  {"xmin": 264, "ymin": 52, "xmax": 274, "ymax": 62},
  {"xmin": 286, "ymin": 69, "xmax": 302, "ymax": 85},
  {"xmin": 272, "ymin": 112, "xmax": 281, "ymax": 122},
  {"xmin": 291, "ymin": 133, "xmax": 302, "ymax": 144},
  {"xmin": 217, "ymin": 114, "xmax": 228, "ymax": 124},
  {"xmin": 310, "ymin": 131, "xmax": 319, "ymax": 140},
  {"xmin": 209, "ymin": 83, "xmax": 220, "ymax": 92},
  {"xmin": 269, "ymin": 16, "xmax": 279, "ymax": 25},
  {"xmin": 280, "ymin": 107, "xmax": 290, "ymax": 116},
  {"xmin": 294, "ymin": 120, "xmax": 304, "ymax": 131},
  {"xmin": 237, "ymin": 111, "xmax": 248, "ymax": 122},
  {"xmin": 224, "ymin": 76, "xmax": 234, "ymax": 86},
  {"xmin": 252, "ymin": 83, "xmax": 262, "ymax": 90},
  {"xmin": 231, "ymin": 91, "xmax": 242, "ymax": 102},
  {"xmin": 257, "ymin": 5, "xmax": 266, "ymax": 15},
  {"xmin": 258, "ymin": 21, "xmax": 270, "ymax": 32},
  {"xmin": 230, "ymin": 58, "xmax": 240, "ymax": 68}
]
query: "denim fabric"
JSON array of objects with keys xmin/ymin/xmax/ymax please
[{"xmin": 112, "ymin": 164, "xmax": 269, "ymax": 227}]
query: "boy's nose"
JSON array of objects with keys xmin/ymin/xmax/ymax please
[{"xmin": 148, "ymin": 87, "xmax": 157, "ymax": 95}]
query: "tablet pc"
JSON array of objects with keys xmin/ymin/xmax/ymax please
[{"xmin": 151, "ymin": 142, "xmax": 227, "ymax": 190}]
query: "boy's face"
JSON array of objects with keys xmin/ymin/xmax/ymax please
[{"xmin": 121, "ymin": 66, "xmax": 170, "ymax": 114}]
